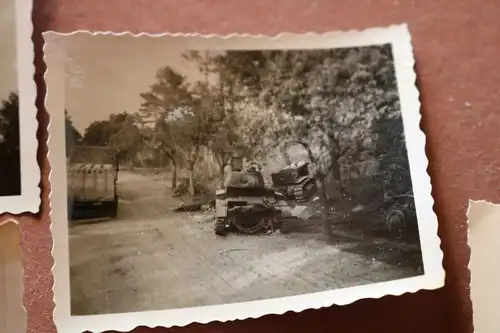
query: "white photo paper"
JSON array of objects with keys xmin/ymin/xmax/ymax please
[{"xmin": 44, "ymin": 24, "xmax": 444, "ymax": 332}]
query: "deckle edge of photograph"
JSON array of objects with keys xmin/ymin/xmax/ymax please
[
  {"xmin": 467, "ymin": 200, "xmax": 500, "ymax": 333},
  {"xmin": 0, "ymin": 0, "xmax": 40, "ymax": 214},
  {"xmin": 44, "ymin": 24, "xmax": 444, "ymax": 333}
]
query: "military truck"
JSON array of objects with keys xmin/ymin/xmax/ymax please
[
  {"xmin": 270, "ymin": 161, "xmax": 317, "ymax": 203},
  {"xmin": 214, "ymin": 156, "xmax": 287, "ymax": 236},
  {"xmin": 67, "ymin": 145, "xmax": 119, "ymax": 220}
]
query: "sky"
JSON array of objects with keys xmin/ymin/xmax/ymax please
[
  {"xmin": 0, "ymin": 0, "xmax": 17, "ymax": 101},
  {"xmin": 65, "ymin": 35, "xmax": 209, "ymax": 134}
]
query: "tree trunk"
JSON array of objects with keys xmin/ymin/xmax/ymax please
[
  {"xmin": 167, "ymin": 154, "xmax": 177, "ymax": 189},
  {"xmin": 328, "ymin": 136, "xmax": 346, "ymax": 196},
  {"xmin": 219, "ymin": 164, "xmax": 226, "ymax": 188},
  {"xmin": 296, "ymin": 141, "xmax": 336, "ymax": 241},
  {"xmin": 280, "ymin": 144, "xmax": 291, "ymax": 165},
  {"xmin": 171, "ymin": 162, "xmax": 177, "ymax": 189},
  {"xmin": 188, "ymin": 164, "xmax": 195, "ymax": 197},
  {"xmin": 318, "ymin": 178, "xmax": 334, "ymax": 240},
  {"xmin": 333, "ymin": 160, "xmax": 344, "ymax": 193}
]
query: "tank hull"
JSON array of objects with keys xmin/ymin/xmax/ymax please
[{"xmin": 273, "ymin": 176, "xmax": 317, "ymax": 202}]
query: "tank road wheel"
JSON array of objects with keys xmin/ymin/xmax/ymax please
[
  {"xmin": 385, "ymin": 208, "xmax": 406, "ymax": 232},
  {"xmin": 215, "ymin": 217, "xmax": 228, "ymax": 236},
  {"xmin": 232, "ymin": 215, "xmax": 267, "ymax": 235}
]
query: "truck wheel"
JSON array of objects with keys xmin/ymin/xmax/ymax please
[
  {"xmin": 215, "ymin": 218, "xmax": 228, "ymax": 236},
  {"xmin": 109, "ymin": 200, "xmax": 118, "ymax": 219}
]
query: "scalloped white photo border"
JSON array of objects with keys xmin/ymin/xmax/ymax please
[
  {"xmin": 467, "ymin": 200, "xmax": 500, "ymax": 333},
  {"xmin": 0, "ymin": 0, "xmax": 40, "ymax": 214},
  {"xmin": 44, "ymin": 24, "xmax": 445, "ymax": 333}
]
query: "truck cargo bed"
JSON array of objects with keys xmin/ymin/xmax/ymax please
[
  {"xmin": 67, "ymin": 162, "xmax": 118, "ymax": 221},
  {"xmin": 67, "ymin": 163, "xmax": 117, "ymax": 201}
]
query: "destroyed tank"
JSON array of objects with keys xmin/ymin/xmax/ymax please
[
  {"xmin": 67, "ymin": 145, "xmax": 119, "ymax": 221},
  {"xmin": 270, "ymin": 161, "xmax": 317, "ymax": 203},
  {"xmin": 214, "ymin": 157, "xmax": 283, "ymax": 236}
]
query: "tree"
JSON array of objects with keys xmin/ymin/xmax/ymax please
[
  {"xmin": 181, "ymin": 50, "xmax": 217, "ymax": 84},
  {"xmin": 140, "ymin": 66, "xmax": 220, "ymax": 196},
  {"xmin": 208, "ymin": 107, "xmax": 247, "ymax": 187},
  {"xmin": 0, "ymin": 92, "xmax": 21, "ymax": 196},
  {"xmin": 214, "ymin": 45, "xmax": 402, "ymax": 237},
  {"xmin": 65, "ymin": 110, "xmax": 82, "ymax": 157},
  {"xmin": 222, "ymin": 46, "xmax": 399, "ymax": 169},
  {"xmin": 107, "ymin": 113, "xmax": 142, "ymax": 163},
  {"xmin": 82, "ymin": 112, "xmax": 142, "ymax": 163},
  {"xmin": 83, "ymin": 120, "xmax": 110, "ymax": 146},
  {"xmin": 143, "ymin": 120, "xmax": 181, "ymax": 189},
  {"xmin": 193, "ymin": 52, "xmax": 252, "ymax": 185},
  {"xmin": 371, "ymin": 112, "xmax": 412, "ymax": 197}
]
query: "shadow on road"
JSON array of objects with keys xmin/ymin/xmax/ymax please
[
  {"xmin": 283, "ymin": 219, "xmax": 423, "ymax": 273},
  {"xmin": 68, "ymin": 170, "xmax": 424, "ymax": 316},
  {"xmin": 328, "ymin": 233, "xmax": 424, "ymax": 273}
]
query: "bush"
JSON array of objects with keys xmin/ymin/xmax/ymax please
[{"xmin": 172, "ymin": 177, "xmax": 215, "ymax": 199}]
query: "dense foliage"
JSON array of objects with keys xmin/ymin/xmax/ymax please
[
  {"xmin": 65, "ymin": 110, "xmax": 82, "ymax": 157},
  {"xmin": 0, "ymin": 92, "xmax": 21, "ymax": 196},
  {"xmin": 82, "ymin": 112, "xmax": 142, "ymax": 163},
  {"xmin": 68, "ymin": 44, "xmax": 413, "ymax": 205}
]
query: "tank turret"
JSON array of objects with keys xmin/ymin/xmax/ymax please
[
  {"xmin": 230, "ymin": 156, "xmax": 243, "ymax": 172},
  {"xmin": 270, "ymin": 160, "xmax": 316, "ymax": 202},
  {"xmin": 246, "ymin": 160, "xmax": 262, "ymax": 172}
]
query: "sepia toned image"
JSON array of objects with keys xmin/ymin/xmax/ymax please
[
  {"xmin": 66, "ymin": 42, "xmax": 424, "ymax": 313},
  {"xmin": 0, "ymin": 0, "xmax": 21, "ymax": 197},
  {"xmin": 45, "ymin": 25, "xmax": 444, "ymax": 332},
  {"xmin": 0, "ymin": 0, "xmax": 39, "ymax": 214}
]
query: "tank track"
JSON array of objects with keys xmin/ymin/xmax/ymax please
[
  {"xmin": 292, "ymin": 184, "xmax": 306, "ymax": 203},
  {"xmin": 231, "ymin": 216, "xmax": 270, "ymax": 234},
  {"xmin": 280, "ymin": 219, "xmax": 293, "ymax": 234},
  {"xmin": 215, "ymin": 217, "xmax": 228, "ymax": 236}
]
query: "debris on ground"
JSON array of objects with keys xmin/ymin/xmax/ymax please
[
  {"xmin": 173, "ymin": 200, "xmax": 215, "ymax": 212},
  {"xmin": 290, "ymin": 205, "xmax": 316, "ymax": 220}
]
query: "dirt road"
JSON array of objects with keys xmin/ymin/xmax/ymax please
[{"xmin": 69, "ymin": 170, "xmax": 422, "ymax": 315}]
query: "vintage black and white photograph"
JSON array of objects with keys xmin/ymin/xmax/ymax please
[
  {"xmin": 0, "ymin": 0, "xmax": 21, "ymax": 197},
  {"xmin": 46, "ymin": 25, "xmax": 444, "ymax": 332},
  {"xmin": 0, "ymin": 0, "xmax": 39, "ymax": 214}
]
